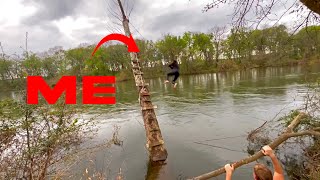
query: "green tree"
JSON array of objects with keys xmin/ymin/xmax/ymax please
[
  {"xmin": 65, "ymin": 47, "xmax": 91, "ymax": 79},
  {"xmin": 42, "ymin": 56, "xmax": 59, "ymax": 79},
  {"xmin": 22, "ymin": 54, "xmax": 43, "ymax": 76},
  {"xmin": 293, "ymin": 26, "xmax": 320, "ymax": 59},
  {"xmin": 223, "ymin": 28, "xmax": 253, "ymax": 62},
  {"xmin": 156, "ymin": 34, "xmax": 186, "ymax": 63},
  {"xmin": 192, "ymin": 33, "xmax": 214, "ymax": 62},
  {"xmin": 211, "ymin": 26, "xmax": 227, "ymax": 66}
]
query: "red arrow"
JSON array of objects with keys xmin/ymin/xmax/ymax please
[{"xmin": 91, "ymin": 33, "xmax": 139, "ymax": 56}]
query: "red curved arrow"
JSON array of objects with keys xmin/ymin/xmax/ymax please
[{"xmin": 91, "ymin": 34, "xmax": 139, "ymax": 56}]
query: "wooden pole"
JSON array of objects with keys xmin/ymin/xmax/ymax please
[{"xmin": 116, "ymin": 0, "xmax": 168, "ymax": 162}]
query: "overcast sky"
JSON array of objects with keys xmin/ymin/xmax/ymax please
[{"xmin": 0, "ymin": 0, "xmax": 297, "ymax": 55}]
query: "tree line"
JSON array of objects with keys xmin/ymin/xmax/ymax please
[{"xmin": 0, "ymin": 25, "xmax": 320, "ymax": 89}]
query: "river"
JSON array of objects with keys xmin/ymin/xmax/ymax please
[{"xmin": 1, "ymin": 65, "xmax": 319, "ymax": 179}]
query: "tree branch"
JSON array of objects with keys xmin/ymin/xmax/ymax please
[
  {"xmin": 287, "ymin": 130, "xmax": 320, "ymax": 137},
  {"xmin": 300, "ymin": 0, "xmax": 320, "ymax": 16},
  {"xmin": 203, "ymin": 0, "xmax": 320, "ymax": 30},
  {"xmin": 189, "ymin": 112, "xmax": 317, "ymax": 180},
  {"xmin": 313, "ymin": 127, "xmax": 320, "ymax": 131}
]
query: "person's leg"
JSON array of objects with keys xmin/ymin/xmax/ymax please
[
  {"xmin": 172, "ymin": 72, "xmax": 179, "ymax": 83},
  {"xmin": 172, "ymin": 72, "xmax": 179, "ymax": 88},
  {"xmin": 165, "ymin": 72, "xmax": 175, "ymax": 83}
]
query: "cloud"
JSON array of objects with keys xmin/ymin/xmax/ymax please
[
  {"xmin": 22, "ymin": 0, "xmax": 83, "ymax": 25},
  {"xmin": 129, "ymin": 1, "xmax": 233, "ymax": 40},
  {"xmin": 0, "ymin": 23, "xmax": 69, "ymax": 55},
  {"xmin": 0, "ymin": 0, "xmax": 297, "ymax": 54}
]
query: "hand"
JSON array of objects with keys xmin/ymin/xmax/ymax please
[
  {"xmin": 224, "ymin": 164, "xmax": 234, "ymax": 175},
  {"xmin": 261, "ymin": 145, "xmax": 275, "ymax": 157}
]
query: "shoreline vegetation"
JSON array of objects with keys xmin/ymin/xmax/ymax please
[
  {"xmin": 0, "ymin": 59, "xmax": 318, "ymax": 92},
  {"xmin": 1, "ymin": 25, "xmax": 320, "ymax": 89},
  {"xmin": 115, "ymin": 58, "xmax": 319, "ymax": 82}
]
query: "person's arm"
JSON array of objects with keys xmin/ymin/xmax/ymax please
[
  {"xmin": 224, "ymin": 164, "xmax": 234, "ymax": 180},
  {"xmin": 261, "ymin": 146, "xmax": 285, "ymax": 180}
]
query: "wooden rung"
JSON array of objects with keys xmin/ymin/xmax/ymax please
[
  {"xmin": 149, "ymin": 128, "xmax": 160, "ymax": 132},
  {"xmin": 138, "ymin": 83, "xmax": 149, "ymax": 87},
  {"xmin": 142, "ymin": 105, "xmax": 157, "ymax": 111},
  {"xmin": 149, "ymin": 141, "xmax": 164, "ymax": 147},
  {"xmin": 136, "ymin": 84, "xmax": 146, "ymax": 87},
  {"xmin": 141, "ymin": 99, "xmax": 151, "ymax": 102},
  {"xmin": 134, "ymin": 72, "xmax": 144, "ymax": 75},
  {"xmin": 142, "ymin": 107, "xmax": 153, "ymax": 111},
  {"xmin": 140, "ymin": 95, "xmax": 151, "ymax": 100},
  {"xmin": 141, "ymin": 96, "xmax": 151, "ymax": 101}
]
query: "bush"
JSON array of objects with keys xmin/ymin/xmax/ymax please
[
  {"xmin": 217, "ymin": 59, "xmax": 239, "ymax": 72},
  {"xmin": 116, "ymin": 69, "xmax": 132, "ymax": 81},
  {"xmin": 0, "ymin": 99, "xmax": 96, "ymax": 179}
]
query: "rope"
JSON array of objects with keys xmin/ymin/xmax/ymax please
[
  {"xmin": 129, "ymin": 21, "xmax": 146, "ymax": 40},
  {"xmin": 202, "ymin": 135, "xmax": 247, "ymax": 142},
  {"xmin": 194, "ymin": 142, "xmax": 247, "ymax": 154}
]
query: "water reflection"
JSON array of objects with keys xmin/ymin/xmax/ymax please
[{"xmin": 1, "ymin": 65, "xmax": 317, "ymax": 104}]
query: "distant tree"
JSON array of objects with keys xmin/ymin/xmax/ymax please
[{"xmin": 210, "ymin": 26, "xmax": 227, "ymax": 65}]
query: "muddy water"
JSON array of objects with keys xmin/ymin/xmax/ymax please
[{"xmin": 1, "ymin": 65, "xmax": 319, "ymax": 179}]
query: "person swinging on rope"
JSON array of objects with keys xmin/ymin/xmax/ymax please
[{"xmin": 164, "ymin": 60, "xmax": 179, "ymax": 88}]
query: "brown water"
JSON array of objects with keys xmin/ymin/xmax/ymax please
[{"xmin": 1, "ymin": 65, "xmax": 319, "ymax": 179}]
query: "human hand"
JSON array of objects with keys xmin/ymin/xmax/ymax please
[
  {"xmin": 261, "ymin": 145, "xmax": 275, "ymax": 157},
  {"xmin": 224, "ymin": 164, "xmax": 234, "ymax": 175}
]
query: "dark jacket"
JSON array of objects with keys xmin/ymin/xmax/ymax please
[{"xmin": 168, "ymin": 61, "xmax": 179, "ymax": 72}]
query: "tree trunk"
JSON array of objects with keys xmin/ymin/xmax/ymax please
[
  {"xmin": 117, "ymin": 0, "xmax": 168, "ymax": 162},
  {"xmin": 300, "ymin": 0, "xmax": 320, "ymax": 15}
]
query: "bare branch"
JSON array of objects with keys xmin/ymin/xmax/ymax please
[
  {"xmin": 203, "ymin": 0, "xmax": 320, "ymax": 30},
  {"xmin": 124, "ymin": 0, "xmax": 129, "ymax": 17},
  {"xmin": 270, "ymin": 0, "xmax": 298, "ymax": 28},
  {"xmin": 287, "ymin": 112, "xmax": 307, "ymax": 132},
  {"xmin": 312, "ymin": 127, "xmax": 320, "ymax": 131},
  {"xmin": 107, "ymin": 3, "xmax": 122, "ymax": 22},
  {"xmin": 287, "ymin": 130, "xmax": 320, "ymax": 137},
  {"xmin": 128, "ymin": 1, "xmax": 135, "ymax": 18},
  {"xmin": 189, "ymin": 112, "xmax": 313, "ymax": 180}
]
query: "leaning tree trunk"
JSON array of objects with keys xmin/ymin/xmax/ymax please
[
  {"xmin": 116, "ymin": 0, "xmax": 168, "ymax": 162},
  {"xmin": 300, "ymin": 0, "xmax": 320, "ymax": 15}
]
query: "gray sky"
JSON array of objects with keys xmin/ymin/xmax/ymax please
[{"xmin": 0, "ymin": 0, "xmax": 297, "ymax": 55}]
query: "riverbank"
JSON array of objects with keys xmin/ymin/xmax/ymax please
[
  {"xmin": 115, "ymin": 58, "xmax": 320, "ymax": 82},
  {"xmin": 0, "ymin": 58, "xmax": 318, "ymax": 91}
]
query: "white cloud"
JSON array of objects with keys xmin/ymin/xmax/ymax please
[
  {"xmin": 0, "ymin": 0, "xmax": 36, "ymax": 27},
  {"xmin": 53, "ymin": 16, "xmax": 97, "ymax": 40}
]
